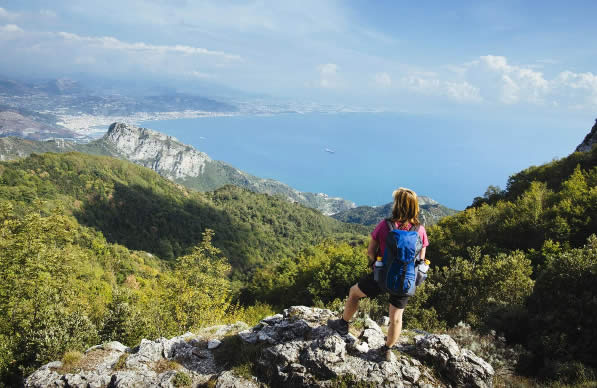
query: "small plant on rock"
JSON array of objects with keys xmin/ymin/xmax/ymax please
[
  {"xmin": 113, "ymin": 354, "xmax": 128, "ymax": 371},
  {"xmin": 59, "ymin": 351, "xmax": 84, "ymax": 374},
  {"xmin": 152, "ymin": 359, "xmax": 181, "ymax": 374},
  {"xmin": 172, "ymin": 371, "xmax": 192, "ymax": 387}
]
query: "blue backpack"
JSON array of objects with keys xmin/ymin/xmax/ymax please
[{"xmin": 378, "ymin": 219, "xmax": 423, "ymax": 296}]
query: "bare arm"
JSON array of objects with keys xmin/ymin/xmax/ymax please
[
  {"xmin": 420, "ymin": 246, "xmax": 427, "ymax": 261},
  {"xmin": 367, "ymin": 238, "xmax": 379, "ymax": 265}
]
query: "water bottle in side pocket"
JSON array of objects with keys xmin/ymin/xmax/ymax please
[
  {"xmin": 373, "ymin": 256, "xmax": 384, "ymax": 283},
  {"xmin": 415, "ymin": 259, "xmax": 430, "ymax": 286}
]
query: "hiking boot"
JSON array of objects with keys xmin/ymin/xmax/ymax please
[
  {"xmin": 327, "ymin": 318, "xmax": 349, "ymax": 336},
  {"xmin": 380, "ymin": 345, "xmax": 395, "ymax": 362}
]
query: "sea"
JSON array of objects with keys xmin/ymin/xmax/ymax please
[{"xmin": 142, "ymin": 112, "xmax": 587, "ymax": 210}]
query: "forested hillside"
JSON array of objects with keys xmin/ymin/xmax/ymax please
[
  {"xmin": 0, "ymin": 152, "xmax": 366, "ymax": 273},
  {"xmin": 0, "ymin": 151, "xmax": 368, "ymax": 385}
]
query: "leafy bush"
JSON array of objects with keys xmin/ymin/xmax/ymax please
[
  {"xmin": 429, "ymin": 248, "xmax": 534, "ymax": 327},
  {"xmin": 526, "ymin": 235, "xmax": 597, "ymax": 371},
  {"xmin": 161, "ymin": 229, "xmax": 233, "ymax": 333},
  {"xmin": 248, "ymin": 240, "xmax": 368, "ymax": 307}
]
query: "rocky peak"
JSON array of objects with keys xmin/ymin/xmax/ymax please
[
  {"xmin": 576, "ymin": 118, "xmax": 597, "ymax": 152},
  {"xmin": 26, "ymin": 306, "xmax": 494, "ymax": 388},
  {"xmin": 104, "ymin": 122, "xmax": 212, "ymax": 180}
]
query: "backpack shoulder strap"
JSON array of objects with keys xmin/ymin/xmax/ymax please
[
  {"xmin": 409, "ymin": 223, "xmax": 421, "ymax": 232},
  {"xmin": 385, "ymin": 218, "xmax": 395, "ymax": 231}
]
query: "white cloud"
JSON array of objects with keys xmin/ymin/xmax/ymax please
[
  {"xmin": 318, "ymin": 63, "xmax": 339, "ymax": 88},
  {"xmin": 374, "ymin": 72, "xmax": 392, "ymax": 88},
  {"xmin": 444, "ymin": 81, "xmax": 482, "ymax": 102},
  {"xmin": 0, "ymin": 24, "xmax": 242, "ymax": 82},
  {"xmin": 0, "ymin": 24, "xmax": 23, "ymax": 34},
  {"xmin": 476, "ymin": 55, "xmax": 549, "ymax": 104},
  {"xmin": 462, "ymin": 55, "xmax": 597, "ymax": 109},
  {"xmin": 553, "ymin": 70, "xmax": 597, "ymax": 108},
  {"xmin": 56, "ymin": 31, "xmax": 241, "ymax": 61}
]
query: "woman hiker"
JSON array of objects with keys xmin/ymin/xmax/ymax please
[{"xmin": 328, "ymin": 187, "xmax": 429, "ymax": 361}]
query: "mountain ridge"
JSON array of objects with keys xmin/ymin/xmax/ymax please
[{"xmin": 332, "ymin": 198, "xmax": 458, "ymax": 226}]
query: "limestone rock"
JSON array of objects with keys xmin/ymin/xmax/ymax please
[
  {"xmin": 105, "ymin": 122, "xmax": 211, "ymax": 180},
  {"xmin": 25, "ymin": 306, "xmax": 495, "ymax": 388},
  {"xmin": 415, "ymin": 334, "xmax": 494, "ymax": 388},
  {"xmin": 214, "ymin": 370, "xmax": 262, "ymax": 388}
]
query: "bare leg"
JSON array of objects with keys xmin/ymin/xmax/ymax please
[
  {"xmin": 386, "ymin": 304, "xmax": 404, "ymax": 347},
  {"xmin": 342, "ymin": 284, "xmax": 366, "ymax": 322}
]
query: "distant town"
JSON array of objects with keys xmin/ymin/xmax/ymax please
[{"xmin": 0, "ymin": 77, "xmax": 385, "ymax": 141}]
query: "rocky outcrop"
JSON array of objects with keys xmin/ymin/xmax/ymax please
[
  {"xmin": 104, "ymin": 122, "xmax": 212, "ymax": 180},
  {"xmin": 576, "ymin": 119, "xmax": 597, "ymax": 152},
  {"xmin": 26, "ymin": 306, "xmax": 494, "ymax": 388}
]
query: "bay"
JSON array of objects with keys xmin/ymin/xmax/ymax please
[{"xmin": 142, "ymin": 112, "xmax": 584, "ymax": 210}]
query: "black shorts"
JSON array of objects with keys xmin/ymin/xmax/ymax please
[{"xmin": 357, "ymin": 272, "xmax": 410, "ymax": 309}]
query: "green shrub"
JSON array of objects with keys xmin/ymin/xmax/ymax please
[
  {"xmin": 228, "ymin": 302, "xmax": 276, "ymax": 326},
  {"xmin": 172, "ymin": 371, "xmax": 192, "ymax": 387},
  {"xmin": 548, "ymin": 361, "xmax": 596, "ymax": 385},
  {"xmin": 248, "ymin": 240, "xmax": 368, "ymax": 307},
  {"xmin": 527, "ymin": 235, "xmax": 597, "ymax": 370},
  {"xmin": 429, "ymin": 248, "xmax": 534, "ymax": 327}
]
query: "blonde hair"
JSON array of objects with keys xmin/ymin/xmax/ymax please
[{"xmin": 391, "ymin": 187, "xmax": 420, "ymax": 226}]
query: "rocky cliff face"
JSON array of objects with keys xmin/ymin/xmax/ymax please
[
  {"xmin": 576, "ymin": 119, "xmax": 597, "ymax": 152},
  {"xmin": 26, "ymin": 306, "xmax": 494, "ymax": 388},
  {"xmin": 104, "ymin": 123, "xmax": 211, "ymax": 180}
]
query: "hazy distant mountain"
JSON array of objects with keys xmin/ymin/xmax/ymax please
[
  {"xmin": 0, "ymin": 122, "xmax": 356, "ymax": 215},
  {"xmin": 0, "ymin": 77, "xmax": 237, "ymax": 120},
  {"xmin": 576, "ymin": 119, "xmax": 597, "ymax": 152},
  {"xmin": 331, "ymin": 197, "xmax": 458, "ymax": 226},
  {"xmin": 0, "ymin": 110, "xmax": 78, "ymax": 141}
]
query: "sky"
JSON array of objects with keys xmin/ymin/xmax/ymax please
[{"xmin": 1, "ymin": 1, "xmax": 596, "ymax": 122}]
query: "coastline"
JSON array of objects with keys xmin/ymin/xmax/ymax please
[{"xmin": 56, "ymin": 110, "xmax": 238, "ymax": 139}]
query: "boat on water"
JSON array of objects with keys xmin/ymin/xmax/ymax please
[{"xmin": 324, "ymin": 148, "xmax": 335, "ymax": 154}]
